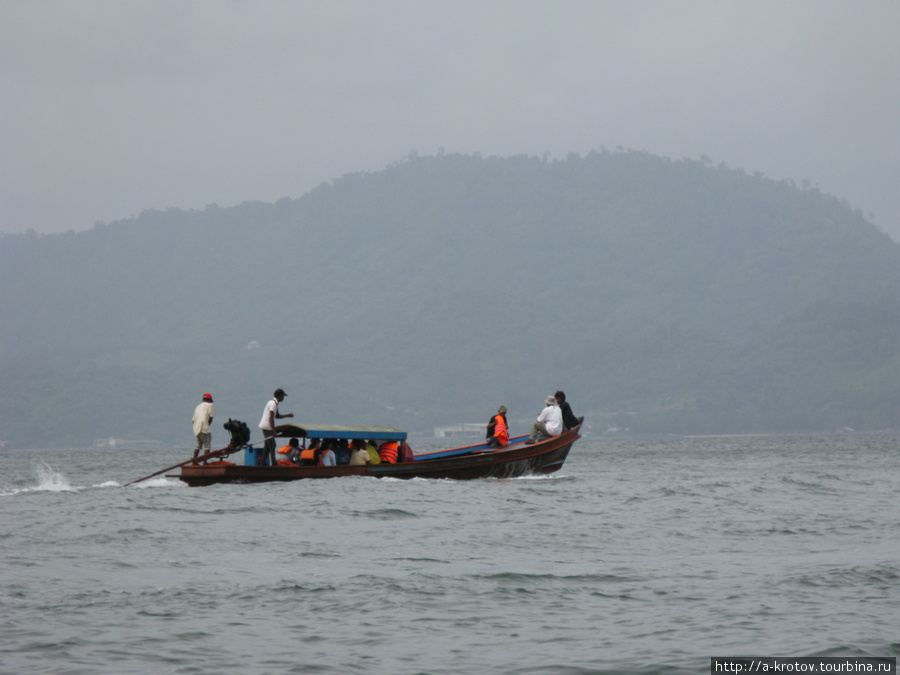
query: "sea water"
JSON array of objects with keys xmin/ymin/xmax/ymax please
[{"xmin": 1, "ymin": 434, "xmax": 898, "ymax": 674}]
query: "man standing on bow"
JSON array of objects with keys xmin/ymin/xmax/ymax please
[
  {"xmin": 259, "ymin": 388, "xmax": 293, "ymax": 467},
  {"xmin": 191, "ymin": 393, "xmax": 215, "ymax": 463}
]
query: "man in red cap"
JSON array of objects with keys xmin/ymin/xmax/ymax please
[{"xmin": 191, "ymin": 393, "xmax": 215, "ymax": 463}]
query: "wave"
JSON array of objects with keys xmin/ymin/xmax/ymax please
[
  {"xmin": 472, "ymin": 571, "xmax": 643, "ymax": 584},
  {"xmin": 786, "ymin": 563, "xmax": 900, "ymax": 589},
  {"xmin": 0, "ymin": 461, "xmax": 77, "ymax": 496},
  {"xmin": 0, "ymin": 461, "xmax": 175, "ymax": 496},
  {"xmin": 362, "ymin": 507, "xmax": 420, "ymax": 520},
  {"xmin": 34, "ymin": 461, "xmax": 75, "ymax": 491},
  {"xmin": 131, "ymin": 477, "xmax": 181, "ymax": 489}
]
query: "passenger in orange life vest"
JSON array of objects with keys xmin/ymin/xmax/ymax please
[
  {"xmin": 378, "ymin": 440, "xmax": 399, "ymax": 464},
  {"xmin": 299, "ymin": 438, "xmax": 320, "ymax": 466},
  {"xmin": 486, "ymin": 405, "xmax": 509, "ymax": 448},
  {"xmin": 277, "ymin": 437, "xmax": 302, "ymax": 465}
]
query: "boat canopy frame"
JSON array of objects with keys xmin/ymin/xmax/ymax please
[{"xmin": 274, "ymin": 423, "xmax": 407, "ymax": 442}]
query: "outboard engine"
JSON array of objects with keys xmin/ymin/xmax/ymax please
[{"xmin": 223, "ymin": 418, "xmax": 251, "ymax": 448}]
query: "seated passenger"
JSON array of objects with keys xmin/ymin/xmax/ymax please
[
  {"xmin": 277, "ymin": 437, "xmax": 302, "ymax": 465},
  {"xmin": 378, "ymin": 440, "xmax": 399, "ymax": 464},
  {"xmin": 334, "ymin": 439, "xmax": 352, "ymax": 465},
  {"xmin": 525, "ymin": 395, "xmax": 563, "ymax": 444},
  {"xmin": 485, "ymin": 406, "xmax": 509, "ymax": 448},
  {"xmin": 300, "ymin": 438, "xmax": 320, "ymax": 466},
  {"xmin": 319, "ymin": 440, "xmax": 336, "ymax": 467},
  {"xmin": 365, "ymin": 440, "xmax": 381, "ymax": 465},
  {"xmin": 554, "ymin": 391, "xmax": 581, "ymax": 431},
  {"xmin": 349, "ymin": 440, "xmax": 370, "ymax": 465}
]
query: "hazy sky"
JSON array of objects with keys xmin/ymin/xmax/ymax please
[{"xmin": 2, "ymin": 1, "xmax": 899, "ymax": 238}]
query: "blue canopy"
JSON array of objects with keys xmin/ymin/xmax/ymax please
[{"xmin": 275, "ymin": 423, "xmax": 406, "ymax": 442}]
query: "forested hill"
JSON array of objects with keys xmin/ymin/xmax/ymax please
[{"xmin": 3, "ymin": 151, "xmax": 900, "ymax": 447}]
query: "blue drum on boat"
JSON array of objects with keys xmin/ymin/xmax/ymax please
[{"xmin": 244, "ymin": 446, "xmax": 268, "ymax": 466}]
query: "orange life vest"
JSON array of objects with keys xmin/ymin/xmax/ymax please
[
  {"xmin": 492, "ymin": 414, "xmax": 509, "ymax": 447},
  {"xmin": 378, "ymin": 441, "xmax": 399, "ymax": 464},
  {"xmin": 300, "ymin": 447, "xmax": 316, "ymax": 462},
  {"xmin": 277, "ymin": 444, "xmax": 293, "ymax": 455}
]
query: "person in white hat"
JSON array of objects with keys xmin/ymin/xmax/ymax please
[{"xmin": 524, "ymin": 395, "xmax": 562, "ymax": 444}]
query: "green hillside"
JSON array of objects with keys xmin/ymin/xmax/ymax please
[{"xmin": 3, "ymin": 151, "xmax": 899, "ymax": 447}]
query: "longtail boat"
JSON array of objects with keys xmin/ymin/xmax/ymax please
[{"xmin": 172, "ymin": 419, "xmax": 582, "ymax": 486}]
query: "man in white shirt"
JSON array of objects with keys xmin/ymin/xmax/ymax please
[
  {"xmin": 525, "ymin": 395, "xmax": 563, "ymax": 444},
  {"xmin": 191, "ymin": 393, "xmax": 215, "ymax": 462},
  {"xmin": 259, "ymin": 388, "xmax": 293, "ymax": 466}
]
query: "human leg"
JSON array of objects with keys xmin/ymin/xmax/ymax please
[
  {"xmin": 263, "ymin": 430, "xmax": 276, "ymax": 466},
  {"xmin": 527, "ymin": 420, "xmax": 549, "ymax": 443},
  {"xmin": 198, "ymin": 432, "xmax": 211, "ymax": 462}
]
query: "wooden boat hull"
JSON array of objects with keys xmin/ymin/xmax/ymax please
[{"xmin": 177, "ymin": 430, "xmax": 579, "ymax": 486}]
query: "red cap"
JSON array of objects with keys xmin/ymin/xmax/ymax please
[{"xmin": 203, "ymin": 393, "xmax": 213, "ymax": 401}]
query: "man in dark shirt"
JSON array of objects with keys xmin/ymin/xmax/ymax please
[{"xmin": 555, "ymin": 390, "xmax": 581, "ymax": 430}]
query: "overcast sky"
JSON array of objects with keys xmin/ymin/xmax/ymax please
[{"xmin": 2, "ymin": 1, "xmax": 899, "ymax": 239}]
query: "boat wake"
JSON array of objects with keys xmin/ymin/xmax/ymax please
[
  {"xmin": 33, "ymin": 461, "xmax": 76, "ymax": 492},
  {"xmin": 505, "ymin": 472, "xmax": 568, "ymax": 480},
  {"xmin": 131, "ymin": 476, "xmax": 181, "ymax": 489},
  {"xmin": 380, "ymin": 472, "xmax": 570, "ymax": 484},
  {"xmin": 0, "ymin": 461, "xmax": 77, "ymax": 496},
  {"xmin": 0, "ymin": 461, "xmax": 166, "ymax": 496}
]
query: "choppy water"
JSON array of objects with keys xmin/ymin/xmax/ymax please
[{"xmin": 2, "ymin": 434, "xmax": 899, "ymax": 674}]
